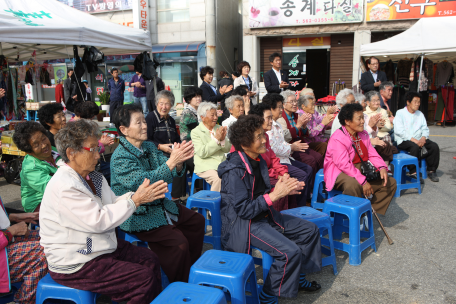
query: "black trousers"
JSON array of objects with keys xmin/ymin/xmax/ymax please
[
  {"xmin": 170, "ymin": 157, "xmax": 194, "ymax": 198},
  {"xmin": 250, "ymin": 215, "xmax": 321, "ymax": 298},
  {"xmin": 398, "ymin": 139, "xmax": 440, "ymax": 172},
  {"xmin": 110, "ymin": 100, "xmax": 123, "ymax": 122}
]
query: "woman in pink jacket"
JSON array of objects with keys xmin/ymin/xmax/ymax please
[{"xmin": 324, "ymin": 103, "xmax": 396, "ymax": 215}]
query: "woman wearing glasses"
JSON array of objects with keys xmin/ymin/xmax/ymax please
[{"xmin": 40, "ymin": 119, "xmax": 167, "ymax": 303}]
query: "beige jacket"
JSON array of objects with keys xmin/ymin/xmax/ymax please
[
  {"xmin": 364, "ymin": 107, "xmax": 392, "ymax": 138},
  {"xmin": 40, "ymin": 165, "xmax": 136, "ymax": 274}
]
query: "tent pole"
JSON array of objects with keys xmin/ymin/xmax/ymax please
[{"xmin": 417, "ymin": 54, "xmax": 424, "ymax": 92}]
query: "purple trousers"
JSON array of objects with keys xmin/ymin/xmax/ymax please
[
  {"xmin": 50, "ymin": 238, "xmax": 161, "ymax": 304},
  {"xmin": 285, "ymin": 159, "xmax": 313, "ymax": 206}
]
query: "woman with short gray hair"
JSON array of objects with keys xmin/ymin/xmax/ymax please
[
  {"xmin": 296, "ymin": 94, "xmax": 337, "ymax": 156},
  {"xmin": 331, "ymin": 88, "xmax": 356, "ymax": 135},
  {"xmin": 192, "ymin": 101, "xmax": 232, "ymax": 191},
  {"xmin": 40, "ymin": 119, "xmax": 166, "ymax": 303},
  {"xmin": 222, "ymin": 95, "xmax": 246, "ymax": 134},
  {"xmin": 146, "ymin": 91, "xmax": 190, "ymax": 199}
]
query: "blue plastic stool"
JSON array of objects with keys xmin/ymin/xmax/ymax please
[
  {"xmin": 311, "ymin": 169, "xmax": 343, "ymax": 210},
  {"xmin": 0, "ymin": 281, "xmax": 22, "ymax": 304},
  {"xmin": 165, "ymin": 183, "xmax": 173, "ymax": 199},
  {"xmin": 323, "ymin": 195, "xmax": 376, "ymax": 266},
  {"xmin": 116, "ymin": 227, "xmax": 148, "ymax": 248},
  {"xmin": 189, "ymin": 250, "xmax": 259, "ymax": 304},
  {"xmin": 152, "ymin": 282, "xmax": 227, "ymax": 304},
  {"xmin": 35, "ymin": 274, "xmax": 98, "ymax": 304},
  {"xmin": 397, "ymin": 150, "xmax": 427, "ymax": 179},
  {"xmin": 281, "ymin": 207, "xmax": 338, "ymax": 275},
  {"xmin": 311, "ymin": 169, "xmax": 326, "ymax": 210},
  {"xmin": 249, "ymin": 246, "xmax": 274, "ymax": 292},
  {"xmin": 190, "ymin": 173, "xmax": 211, "ymax": 195},
  {"xmin": 186, "ymin": 191, "xmax": 222, "ymax": 250},
  {"xmin": 391, "ymin": 154, "xmax": 422, "ymax": 198}
]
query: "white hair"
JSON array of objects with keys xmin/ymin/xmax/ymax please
[
  {"xmin": 225, "ymin": 95, "xmax": 243, "ymax": 110},
  {"xmin": 155, "ymin": 90, "xmax": 175, "ymax": 106},
  {"xmin": 335, "ymin": 88, "xmax": 355, "ymax": 107},
  {"xmin": 280, "ymin": 90, "xmax": 296, "ymax": 104},
  {"xmin": 297, "ymin": 94, "xmax": 314, "ymax": 109},
  {"xmin": 354, "ymin": 93, "xmax": 366, "ymax": 103},
  {"xmin": 197, "ymin": 102, "xmax": 217, "ymax": 118},
  {"xmin": 300, "ymin": 88, "xmax": 314, "ymax": 97}
]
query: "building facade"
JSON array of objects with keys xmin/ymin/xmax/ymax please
[{"xmin": 241, "ymin": 0, "xmax": 452, "ymax": 99}]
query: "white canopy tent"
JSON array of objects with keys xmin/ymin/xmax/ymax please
[
  {"xmin": 0, "ymin": 0, "xmax": 152, "ymax": 61},
  {"xmin": 360, "ymin": 16, "xmax": 456, "ymax": 62}
]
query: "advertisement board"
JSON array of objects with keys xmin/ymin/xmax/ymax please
[
  {"xmin": 367, "ymin": 0, "xmax": 456, "ymax": 21},
  {"xmin": 248, "ymin": 0, "xmax": 363, "ymax": 28},
  {"xmin": 57, "ymin": 0, "xmax": 133, "ymax": 13}
]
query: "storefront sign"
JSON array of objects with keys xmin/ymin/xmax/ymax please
[
  {"xmin": 283, "ymin": 37, "xmax": 331, "ymax": 47},
  {"xmin": 248, "ymin": 0, "xmax": 363, "ymax": 28},
  {"xmin": 367, "ymin": 0, "xmax": 456, "ymax": 21},
  {"xmin": 96, "ymin": 87, "xmax": 104, "ymax": 95},
  {"xmin": 57, "ymin": 0, "xmax": 133, "ymax": 13},
  {"xmin": 133, "ymin": 0, "xmax": 149, "ymax": 31},
  {"xmin": 95, "ymin": 74, "xmax": 104, "ymax": 82}
]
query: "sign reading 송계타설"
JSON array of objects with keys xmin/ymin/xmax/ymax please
[{"xmin": 248, "ymin": 0, "xmax": 364, "ymax": 28}]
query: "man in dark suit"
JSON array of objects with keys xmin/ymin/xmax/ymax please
[
  {"xmin": 360, "ymin": 56, "xmax": 387, "ymax": 92},
  {"xmin": 264, "ymin": 52, "xmax": 290, "ymax": 94}
]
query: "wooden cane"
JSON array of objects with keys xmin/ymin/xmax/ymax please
[{"xmin": 372, "ymin": 207, "xmax": 394, "ymax": 245}]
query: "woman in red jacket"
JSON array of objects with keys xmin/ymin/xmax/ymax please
[{"xmin": 54, "ymin": 79, "xmax": 64, "ymax": 103}]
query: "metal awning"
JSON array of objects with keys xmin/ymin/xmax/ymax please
[{"xmin": 152, "ymin": 42, "xmax": 204, "ymax": 54}]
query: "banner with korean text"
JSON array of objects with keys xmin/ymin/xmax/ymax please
[
  {"xmin": 367, "ymin": 0, "xmax": 456, "ymax": 21},
  {"xmin": 57, "ymin": 0, "xmax": 133, "ymax": 13},
  {"xmin": 248, "ymin": 0, "xmax": 363, "ymax": 28}
]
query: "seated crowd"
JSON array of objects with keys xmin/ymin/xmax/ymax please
[{"xmin": 5, "ymin": 77, "xmax": 440, "ymax": 303}]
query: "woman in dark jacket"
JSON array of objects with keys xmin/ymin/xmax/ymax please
[
  {"xmin": 200, "ymin": 66, "xmax": 232, "ymax": 105},
  {"xmin": 217, "ymin": 115, "xmax": 322, "ymax": 304}
]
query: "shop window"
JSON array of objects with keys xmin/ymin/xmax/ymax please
[{"xmin": 157, "ymin": 0, "xmax": 190, "ymax": 23}]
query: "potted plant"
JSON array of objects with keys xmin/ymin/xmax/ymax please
[{"xmin": 98, "ymin": 91, "xmax": 110, "ymax": 112}]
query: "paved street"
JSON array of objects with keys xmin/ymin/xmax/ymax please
[{"xmin": 2, "ymin": 125, "xmax": 455, "ymax": 304}]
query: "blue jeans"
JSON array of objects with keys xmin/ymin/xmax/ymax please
[{"xmin": 134, "ymin": 96, "xmax": 148, "ymax": 116}]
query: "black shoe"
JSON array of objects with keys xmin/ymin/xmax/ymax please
[
  {"xmin": 428, "ymin": 171, "xmax": 439, "ymax": 182},
  {"xmin": 408, "ymin": 172, "xmax": 424, "ymax": 184},
  {"xmin": 299, "ymin": 281, "xmax": 321, "ymax": 292}
]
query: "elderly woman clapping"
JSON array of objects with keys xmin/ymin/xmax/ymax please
[
  {"xmin": 111, "ymin": 104, "xmax": 205, "ymax": 284},
  {"xmin": 191, "ymin": 102, "xmax": 232, "ymax": 191},
  {"xmin": 146, "ymin": 90, "xmax": 194, "ymax": 199},
  {"xmin": 324, "ymin": 103, "xmax": 397, "ymax": 216},
  {"xmin": 364, "ymin": 91, "xmax": 397, "ymax": 163},
  {"xmin": 297, "ymin": 94, "xmax": 336, "ymax": 155},
  {"xmin": 40, "ymin": 119, "xmax": 166, "ymax": 303},
  {"xmin": 277, "ymin": 90, "xmax": 323, "ymax": 180}
]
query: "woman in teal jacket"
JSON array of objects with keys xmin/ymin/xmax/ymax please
[
  {"xmin": 110, "ymin": 104, "xmax": 205, "ymax": 284},
  {"xmin": 13, "ymin": 122, "xmax": 63, "ymax": 212}
]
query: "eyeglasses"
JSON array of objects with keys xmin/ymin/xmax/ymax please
[
  {"xmin": 289, "ymin": 101, "xmax": 298, "ymax": 105},
  {"xmin": 82, "ymin": 145, "xmax": 102, "ymax": 153}
]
